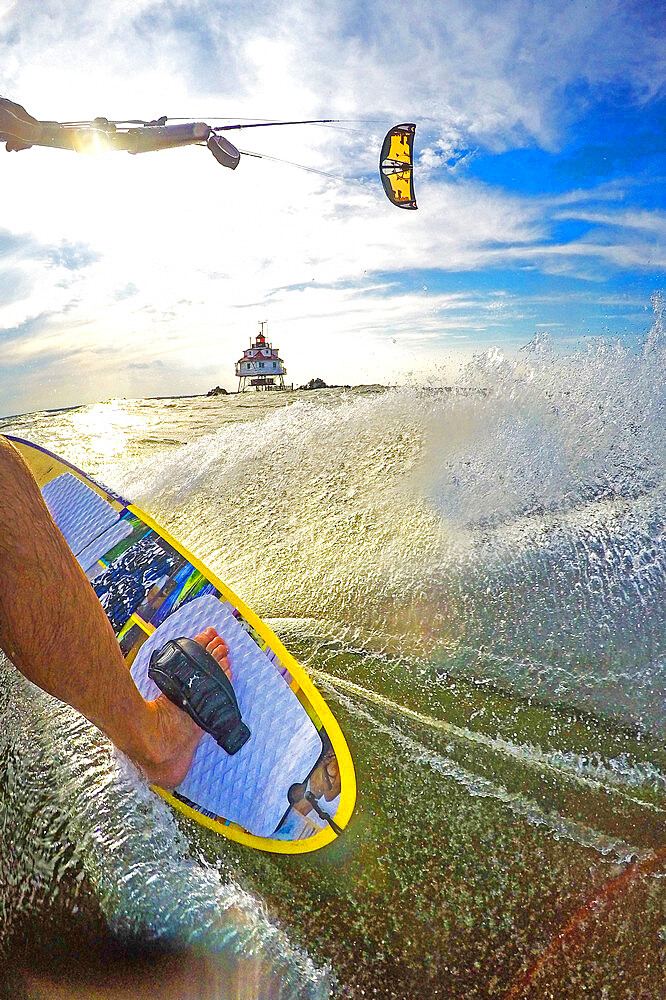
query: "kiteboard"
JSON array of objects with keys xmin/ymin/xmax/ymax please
[{"xmin": 6, "ymin": 435, "xmax": 356, "ymax": 854}]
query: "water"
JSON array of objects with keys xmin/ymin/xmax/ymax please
[{"xmin": 1, "ymin": 304, "xmax": 665, "ymax": 998}]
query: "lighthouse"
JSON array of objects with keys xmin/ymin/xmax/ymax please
[{"xmin": 235, "ymin": 322, "xmax": 288, "ymax": 392}]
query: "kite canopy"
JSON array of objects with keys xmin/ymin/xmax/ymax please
[{"xmin": 379, "ymin": 123, "xmax": 417, "ymax": 210}]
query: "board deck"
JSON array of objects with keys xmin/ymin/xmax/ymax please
[{"xmin": 7, "ymin": 436, "xmax": 356, "ymax": 854}]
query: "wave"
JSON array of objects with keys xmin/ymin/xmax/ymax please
[{"xmin": 101, "ymin": 302, "xmax": 666, "ymax": 732}]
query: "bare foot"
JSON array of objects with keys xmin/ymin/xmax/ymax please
[{"xmin": 139, "ymin": 627, "xmax": 231, "ymax": 789}]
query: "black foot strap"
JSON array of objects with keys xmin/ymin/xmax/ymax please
[{"xmin": 148, "ymin": 637, "xmax": 250, "ymax": 755}]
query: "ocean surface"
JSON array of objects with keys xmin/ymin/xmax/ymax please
[{"xmin": 1, "ymin": 314, "xmax": 665, "ymax": 999}]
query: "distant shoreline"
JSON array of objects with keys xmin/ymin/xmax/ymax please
[
  {"xmin": 0, "ymin": 385, "xmax": 390, "ymax": 422},
  {"xmin": 0, "ymin": 383, "xmax": 473, "ymax": 423}
]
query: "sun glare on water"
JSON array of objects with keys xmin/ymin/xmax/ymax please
[{"xmin": 66, "ymin": 399, "xmax": 140, "ymax": 460}]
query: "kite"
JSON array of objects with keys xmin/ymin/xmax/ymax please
[
  {"xmin": 1, "ymin": 98, "xmax": 417, "ymax": 208},
  {"xmin": 379, "ymin": 123, "xmax": 417, "ymax": 210}
]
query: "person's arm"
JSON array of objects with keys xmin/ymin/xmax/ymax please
[{"xmin": 0, "ymin": 436, "xmax": 202, "ymax": 787}]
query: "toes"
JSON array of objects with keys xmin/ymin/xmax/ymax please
[
  {"xmin": 206, "ymin": 636, "xmax": 231, "ymax": 678},
  {"xmin": 194, "ymin": 626, "xmax": 217, "ymax": 645},
  {"xmin": 192, "ymin": 629, "xmax": 231, "ymax": 679},
  {"xmin": 215, "ymin": 653, "xmax": 232, "ymax": 680},
  {"xmin": 206, "ymin": 635, "xmax": 228, "ymax": 656}
]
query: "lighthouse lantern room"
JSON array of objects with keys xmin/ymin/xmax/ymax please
[{"xmin": 235, "ymin": 322, "xmax": 288, "ymax": 392}]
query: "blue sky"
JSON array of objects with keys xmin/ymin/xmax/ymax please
[{"xmin": 0, "ymin": 0, "xmax": 664, "ymax": 415}]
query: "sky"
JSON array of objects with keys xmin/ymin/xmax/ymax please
[{"xmin": 0, "ymin": 0, "xmax": 665, "ymax": 415}]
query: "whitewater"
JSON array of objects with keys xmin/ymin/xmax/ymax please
[{"xmin": 0, "ymin": 304, "xmax": 664, "ymax": 998}]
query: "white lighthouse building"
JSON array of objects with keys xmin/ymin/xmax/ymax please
[{"xmin": 235, "ymin": 322, "xmax": 288, "ymax": 392}]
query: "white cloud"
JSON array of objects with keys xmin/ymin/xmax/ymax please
[
  {"xmin": 4, "ymin": 1, "xmax": 665, "ymax": 147},
  {"xmin": 554, "ymin": 207, "xmax": 666, "ymax": 236}
]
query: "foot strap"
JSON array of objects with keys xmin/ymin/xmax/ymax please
[{"xmin": 148, "ymin": 637, "xmax": 251, "ymax": 755}]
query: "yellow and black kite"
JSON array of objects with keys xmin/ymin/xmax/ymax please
[{"xmin": 379, "ymin": 123, "xmax": 417, "ymax": 210}]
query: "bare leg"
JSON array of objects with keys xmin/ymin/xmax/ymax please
[{"xmin": 0, "ymin": 436, "xmax": 224, "ymax": 789}]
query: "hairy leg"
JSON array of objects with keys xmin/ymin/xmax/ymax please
[{"xmin": 0, "ymin": 436, "xmax": 224, "ymax": 788}]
